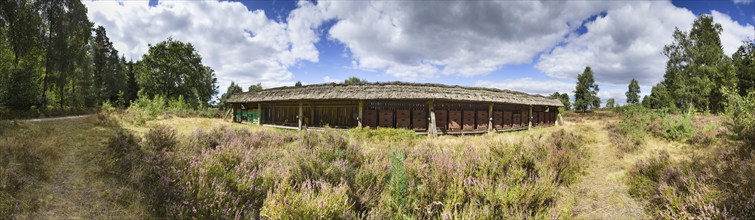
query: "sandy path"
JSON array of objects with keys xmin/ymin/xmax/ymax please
[{"xmin": 566, "ymin": 120, "xmax": 646, "ymax": 219}]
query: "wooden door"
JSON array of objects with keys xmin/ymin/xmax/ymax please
[
  {"xmin": 449, "ymin": 110, "xmax": 462, "ymax": 131},
  {"xmin": 493, "ymin": 111, "xmax": 503, "ymax": 129},
  {"xmin": 513, "ymin": 113, "xmax": 521, "ymax": 128},
  {"xmin": 378, "ymin": 110, "xmax": 393, "ymax": 128},
  {"xmin": 364, "ymin": 110, "xmax": 377, "ymax": 128},
  {"xmin": 396, "ymin": 109, "xmax": 411, "ymax": 129},
  {"xmin": 412, "ymin": 109, "xmax": 427, "ymax": 131},
  {"xmin": 434, "ymin": 110, "xmax": 448, "ymax": 131},
  {"xmin": 476, "ymin": 111, "xmax": 488, "ymax": 130},
  {"xmin": 503, "ymin": 111, "xmax": 512, "ymax": 128},
  {"xmin": 463, "ymin": 110, "xmax": 475, "ymax": 131}
]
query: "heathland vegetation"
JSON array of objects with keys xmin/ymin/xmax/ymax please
[{"xmin": 2, "ymin": 1, "xmax": 755, "ymax": 219}]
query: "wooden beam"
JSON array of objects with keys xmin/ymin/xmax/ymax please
[
  {"xmin": 358, "ymin": 100, "xmax": 364, "ymax": 127},
  {"xmin": 298, "ymin": 101, "xmax": 303, "ymax": 130},
  {"xmin": 488, "ymin": 103, "xmax": 494, "ymax": 133},
  {"xmin": 258, "ymin": 103, "xmax": 263, "ymax": 125},
  {"xmin": 428, "ymin": 100, "xmax": 437, "ymax": 137},
  {"xmin": 528, "ymin": 105, "xmax": 533, "ymax": 130}
]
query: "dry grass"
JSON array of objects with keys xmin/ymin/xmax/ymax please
[{"xmin": 1, "ymin": 116, "xmax": 149, "ymax": 219}]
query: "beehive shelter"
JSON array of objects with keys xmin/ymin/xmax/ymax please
[{"xmin": 226, "ymin": 82, "xmax": 564, "ymax": 135}]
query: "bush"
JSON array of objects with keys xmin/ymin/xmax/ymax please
[
  {"xmin": 724, "ymin": 89, "xmax": 755, "ymax": 148},
  {"xmin": 103, "ymin": 126, "xmax": 589, "ymax": 218},
  {"xmin": 0, "ymin": 124, "xmax": 60, "ymax": 216}
]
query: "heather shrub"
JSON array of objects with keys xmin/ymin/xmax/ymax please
[
  {"xmin": 0, "ymin": 124, "xmax": 59, "ymax": 216},
  {"xmin": 261, "ymin": 180, "xmax": 354, "ymax": 219},
  {"xmin": 348, "ymin": 127, "xmax": 417, "ymax": 143},
  {"xmin": 103, "ymin": 125, "xmax": 589, "ymax": 218}
]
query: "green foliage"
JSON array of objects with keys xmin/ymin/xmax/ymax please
[
  {"xmin": 295, "ymin": 81, "xmax": 303, "ymax": 87},
  {"xmin": 659, "ymin": 114, "xmax": 695, "ymax": 141},
  {"xmin": 550, "ymin": 92, "xmax": 571, "ymax": 110},
  {"xmin": 626, "ymin": 78, "xmax": 641, "ymax": 104},
  {"xmin": 135, "ymin": 38, "xmax": 217, "ymax": 107},
  {"xmin": 573, "ymin": 66, "xmax": 600, "ymax": 112},
  {"xmin": 605, "ymin": 98, "xmax": 615, "ymax": 108},
  {"xmin": 104, "ymin": 125, "xmax": 589, "ymax": 218},
  {"xmin": 344, "ymin": 76, "xmax": 368, "ymax": 85},
  {"xmin": 248, "ymin": 83, "xmax": 262, "ymax": 93},
  {"xmin": 642, "ymin": 83, "xmax": 676, "ymax": 111},
  {"xmin": 125, "ymin": 95, "xmax": 219, "ymax": 124},
  {"xmin": 661, "ymin": 15, "xmax": 736, "ymax": 113},
  {"xmin": 348, "ymin": 127, "xmax": 417, "ymax": 143},
  {"xmin": 723, "ymin": 89, "xmax": 755, "ymax": 147},
  {"xmin": 218, "ymin": 81, "xmax": 243, "ymax": 109},
  {"xmin": 733, "ymin": 40, "xmax": 755, "ymax": 96}
]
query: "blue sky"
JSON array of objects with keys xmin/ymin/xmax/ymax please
[{"xmin": 86, "ymin": 0, "xmax": 754, "ymax": 104}]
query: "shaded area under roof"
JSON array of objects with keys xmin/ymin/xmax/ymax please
[{"xmin": 226, "ymin": 82, "xmax": 564, "ymax": 107}]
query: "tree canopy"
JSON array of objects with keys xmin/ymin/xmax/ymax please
[
  {"xmin": 219, "ymin": 81, "xmax": 243, "ymax": 109},
  {"xmin": 605, "ymin": 98, "xmax": 616, "ymax": 108},
  {"xmin": 733, "ymin": 40, "xmax": 755, "ymax": 96},
  {"xmin": 625, "ymin": 78, "xmax": 641, "ymax": 104},
  {"xmin": 248, "ymin": 83, "xmax": 262, "ymax": 92},
  {"xmin": 573, "ymin": 66, "xmax": 600, "ymax": 112},
  {"xmin": 550, "ymin": 92, "xmax": 571, "ymax": 110},
  {"xmin": 135, "ymin": 38, "xmax": 217, "ymax": 107},
  {"xmin": 653, "ymin": 15, "xmax": 736, "ymax": 113},
  {"xmin": 344, "ymin": 76, "xmax": 368, "ymax": 85}
]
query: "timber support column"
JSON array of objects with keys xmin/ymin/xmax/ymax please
[
  {"xmin": 298, "ymin": 101, "xmax": 303, "ymax": 130},
  {"xmin": 358, "ymin": 100, "xmax": 364, "ymax": 127},
  {"xmin": 528, "ymin": 105, "xmax": 533, "ymax": 130},
  {"xmin": 488, "ymin": 103, "xmax": 494, "ymax": 133},
  {"xmin": 428, "ymin": 100, "xmax": 437, "ymax": 137},
  {"xmin": 258, "ymin": 103, "xmax": 263, "ymax": 126}
]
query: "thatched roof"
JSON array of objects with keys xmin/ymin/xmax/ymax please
[{"xmin": 227, "ymin": 82, "xmax": 564, "ymax": 107}]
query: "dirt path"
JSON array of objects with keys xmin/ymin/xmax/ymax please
[
  {"xmin": 21, "ymin": 114, "xmax": 94, "ymax": 122},
  {"xmin": 566, "ymin": 119, "xmax": 645, "ymax": 219},
  {"xmin": 28, "ymin": 116, "xmax": 148, "ymax": 218}
]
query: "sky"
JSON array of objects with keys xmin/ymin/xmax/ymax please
[{"xmin": 84, "ymin": 0, "xmax": 755, "ymax": 105}]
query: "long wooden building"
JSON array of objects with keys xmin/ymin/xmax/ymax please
[{"xmin": 226, "ymin": 82, "xmax": 564, "ymax": 135}]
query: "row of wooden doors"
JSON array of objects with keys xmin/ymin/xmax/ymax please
[{"xmin": 362, "ymin": 109, "xmax": 557, "ymax": 131}]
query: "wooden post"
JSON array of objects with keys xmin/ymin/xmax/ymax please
[
  {"xmin": 428, "ymin": 100, "xmax": 437, "ymax": 137},
  {"xmin": 298, "ymin": 101, "xmax": 303, "ymax": 130},
  {"xmin": 488, "ymin": 103, "xmax": 494, "ymax": 133},
  {"xmin": 258, "ymin": 103, "xmax": 263, "ymax": 125},
  {"xmin": 358, "ymin": 100, "xmax": 364, "ymax": 127},
  {"xmin": 528, "ymin": 105, "xmax": 533, "ymax": 130}
]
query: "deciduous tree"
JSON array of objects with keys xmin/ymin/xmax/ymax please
[{"xmin": 135, "ymin": 38, "xmax": 217, "ymax": 107}]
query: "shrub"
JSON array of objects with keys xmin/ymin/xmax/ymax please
[
  {"xmin": 723, "ymin": 89, "xmax": 755, "ymax": 148},
  {"xmin": 659, "ymin": 114, "xmax": 695, "ymax": 141},
  {"xmin": 103, "ymin": 125, "xmax": 589, "ymax": 218},
  {"xmin": 0, "ymin": 124, "xmax": 60, "ymax": 217}
]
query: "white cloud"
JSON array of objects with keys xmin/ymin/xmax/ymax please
[
  {"xmin": 536, "ymin": 1, "xmax": 696, "ymax": 87},
  {"xmin": 733, "ymin": 0, "xmax": 753, "ymax": 4},
  {"xmin": 711, "ymin": 10, "xmax": 755, "ymax": 56},
  {"xmin": 316, "ymin": 1, "xmax": 623, "ymax": 80},
  {"xmin": 536, "ymin": 2, "xmax": 755, "ymax": 88},
  {"xmin": 83, "ymin": 0, "xmax": 321, "ymax": 94},
  {"xmin": 323, "ymin": 76, "xmax": 340, "ymax": 83},
  {"xmin": 475, "ymin": 78, "xmax": 574, "ymax": 96}
]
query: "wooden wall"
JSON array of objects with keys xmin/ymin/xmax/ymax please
[{"xmin": 245, "ymin": 100, "xmax": 557, "ymax": 131}]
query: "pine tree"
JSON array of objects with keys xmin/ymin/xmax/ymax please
[
  {"xmin": 295, "ymin": 81, "xmax": 303, "ymax": 87},
  {"xmin": 573, "ymin": 66, "xmax": 600, "ymax": 112},
  {"xmin": 625, "ymin": 78, "xmax": 641, "ymax": 104},
  {"xmin": 733, "ymin": 40, "xmax": 755, "ymax": 96},
  {"xmin": 220, "ymin": 81, "xmax": 243, "ymax": 109},
  {"xmin": 248, "ymin": 83, "xmax": 262, "ymax": 92},
  {"xmin": 550, "ymin": 92, "xmax": 571, "ymax": 110}
]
